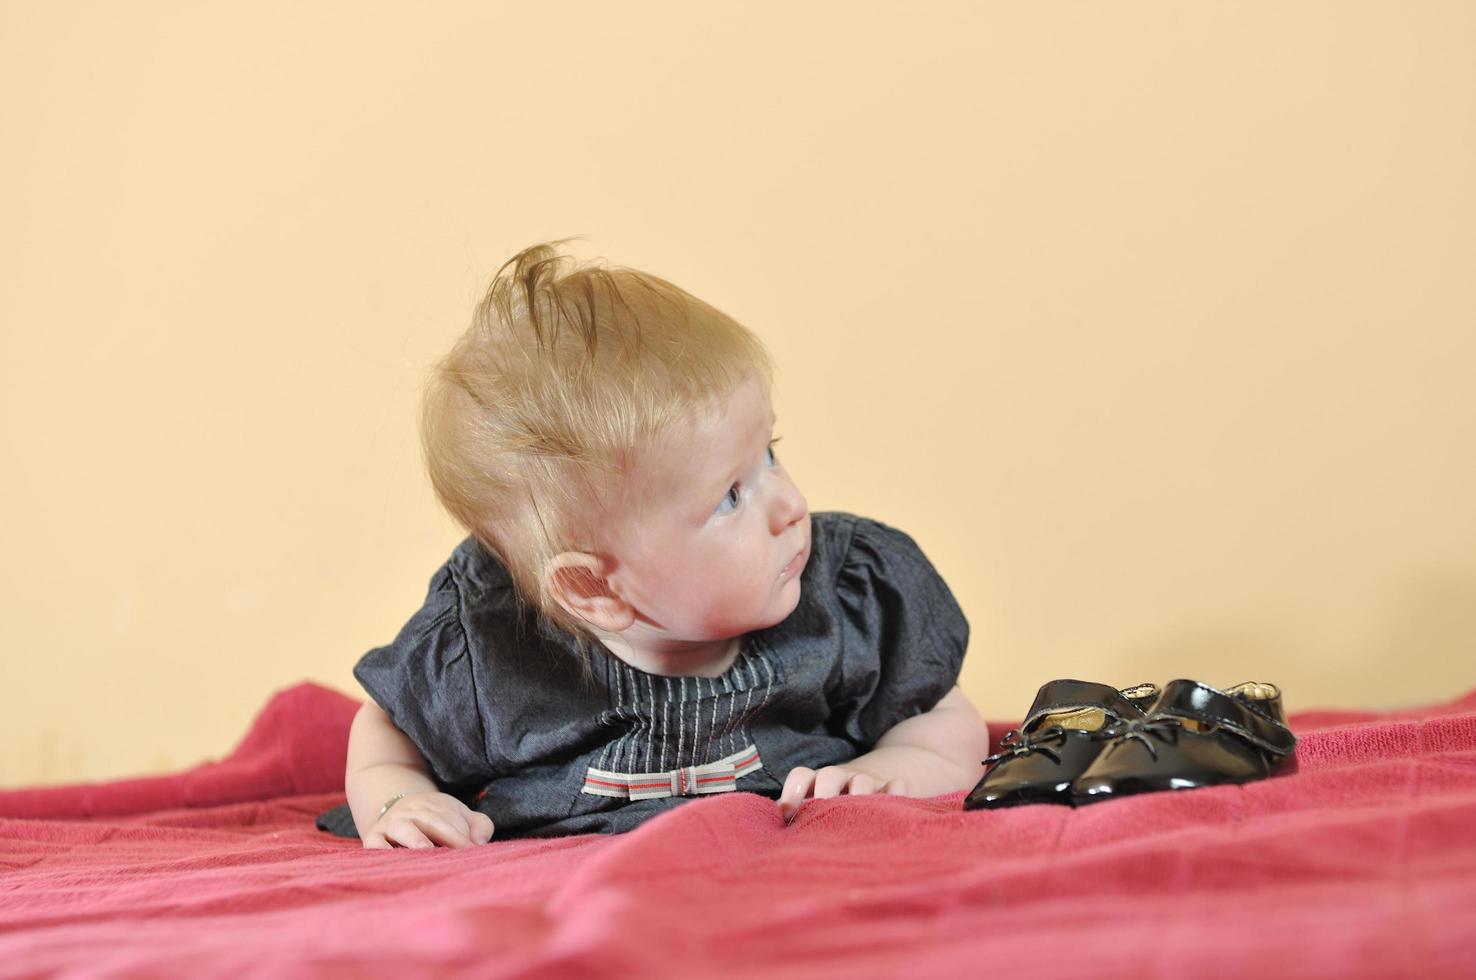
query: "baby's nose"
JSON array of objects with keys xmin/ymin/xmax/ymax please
[{"xmin": 768, "ymin": 477, "xmax": 808, "ymax": 534}]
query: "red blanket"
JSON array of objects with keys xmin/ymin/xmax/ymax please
[{"xmin": 3, "ymin": 683, "xmax": 1475, "ymax": 978}]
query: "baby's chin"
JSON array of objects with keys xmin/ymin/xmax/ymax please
[{"xmin": 758, "ymin": 578, "xmax": 804, "ymax": 630}]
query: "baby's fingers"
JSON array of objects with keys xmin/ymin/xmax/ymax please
[
  {"xmin": 844, "ymin": 778, "xmax": 905, "ymax": 797},
  {"xmin": 811, "ymin": 767, "xmax": 853, "ymax": 800},
  {"xmin": 417, "ymin": 812, "xmax": 476, "ymax": 848},
  {"xmin": 468, "ymin": 811, "xmax": 495, "ymax": 844},
  {"xmin": 382, "ymin": 818, "xmax": 438, "ymax": 849},
  {"xmin": 388, "ymin": 813, "xmax": 472, "ymax": 849},
  {"xmin": 778, "ymin": 767, "xmax": 817, "ymax": 822}
]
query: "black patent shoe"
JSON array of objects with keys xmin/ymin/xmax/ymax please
[
  {"xmin": 1071, "ymin": 680, "xmax": 1297, "ymax": 806},
  {"xmin": 963, "ymin": 680, "xmax": 1160, "ymax": 810}
]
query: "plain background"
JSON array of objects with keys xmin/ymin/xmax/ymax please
[{"xmin": 4, "ymin": 2, "xmax": 1474, "ymax": 787}]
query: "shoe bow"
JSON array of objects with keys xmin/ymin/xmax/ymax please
[
  {"xmin": 983, "ymin": 725, "xmax": 1069, "ymax": 767},
  {"xmin": 1091, "ymin": 716, "xmax": 1184, "ymax": 760}
]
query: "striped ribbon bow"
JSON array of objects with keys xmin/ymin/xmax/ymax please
[{"xmin": 581, "ymin": 744, "xmax": 764, "ymax": 800}]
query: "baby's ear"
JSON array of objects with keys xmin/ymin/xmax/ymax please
[{"xmin": 544, "ymin": 553, "xmax": 636, "ymax": 633}]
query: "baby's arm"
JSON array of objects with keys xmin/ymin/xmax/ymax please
[
  {"xmin": 849, "ymin": 686, "xmax": 991, "ymax": 793},
  {"xmin": 778, "ymin": 686, "xmax": 990, "ymax": 821},
  {"xmin": 345, "ymin": 701, "xmax": 495, "ymax": 848}
]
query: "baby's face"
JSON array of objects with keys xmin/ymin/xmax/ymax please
[{"xmin": 600, "ymin": 376, "xmax": 811, "ymax": 642}]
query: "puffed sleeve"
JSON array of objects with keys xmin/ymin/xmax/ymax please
[
  {"xmin": 829, "ymin": 516, "xmax": 970, "ymax": 747},
  {"xmin": 352, "ymin": 563, "xmax": 490, "ymax": 791}
]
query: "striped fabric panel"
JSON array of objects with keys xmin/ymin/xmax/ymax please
[{"xmin": 593, "ymin": 645, "xmax": 777, "ymax": 796}]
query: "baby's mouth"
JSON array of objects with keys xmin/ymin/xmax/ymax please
[{"xmin": 779, "ymin": 542, "xmax": 809, "ymax": 580}]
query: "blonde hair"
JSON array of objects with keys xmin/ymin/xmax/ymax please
[{"xmin": 422, "ymin": 239, "xmax": 775, "ymax": 645}]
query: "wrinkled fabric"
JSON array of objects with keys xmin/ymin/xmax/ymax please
[
  {"xmin": 333, "ymin": 511, "xmax": 970, "ymax": 838},
  {"xmin": 4, "ymin": 683, "xmax": 1475, "ymax": 978}
]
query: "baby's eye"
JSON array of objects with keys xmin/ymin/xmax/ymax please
[
  {"xmin": 766, "ymin": 437, "xmax": 782, "ymax": 467},
  {"xmin": 715, "ymin": 482, "xmax": 742, "ymax": 515}
]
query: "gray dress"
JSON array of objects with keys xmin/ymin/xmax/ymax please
[{"xmin": 316, "ymin": 511, "xmax": 969, "ymax": 839}]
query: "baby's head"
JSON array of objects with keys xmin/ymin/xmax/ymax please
[{"xmin": 422, "ymin": 241, "xmax": 811, "ymax": 652}]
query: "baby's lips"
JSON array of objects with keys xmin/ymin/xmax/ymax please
[{"xmin": 779, "ymin": 541, "xmax": 810, "ymax": 579}]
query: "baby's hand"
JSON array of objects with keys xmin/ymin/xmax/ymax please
[
  {"xmin": 777, "ymin": 765, "xmax": 908, "ymax": 823},
  {"xmin": 361, "ymin": 791, "xmax": 495, "ymax": 849}
]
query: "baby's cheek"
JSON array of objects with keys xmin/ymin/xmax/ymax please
[{"xmin": 709, "ymin": 586, "xmax": 764, "ymax": 637}]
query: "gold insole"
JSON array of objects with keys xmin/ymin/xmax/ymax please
[
  {"xmin": 1227, "ymin": 681, "xmax": 1280, "ymax": 701},
  {"xmin": 1036, "ymin": 706, "xmax": 1210, "ymax": 734},
  {"xmin": 1040, "ymin": 707, "xmax": 1107, "ymax": 732}
]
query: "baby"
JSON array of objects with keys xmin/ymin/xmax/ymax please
[{"xmin": 315, "ymin": 241, "xmax": 991, "ymax": 847}]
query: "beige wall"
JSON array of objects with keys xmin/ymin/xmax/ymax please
[{"xmin": 4, "ymin": 2, "xmax": 1474, "ymax": 787}]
